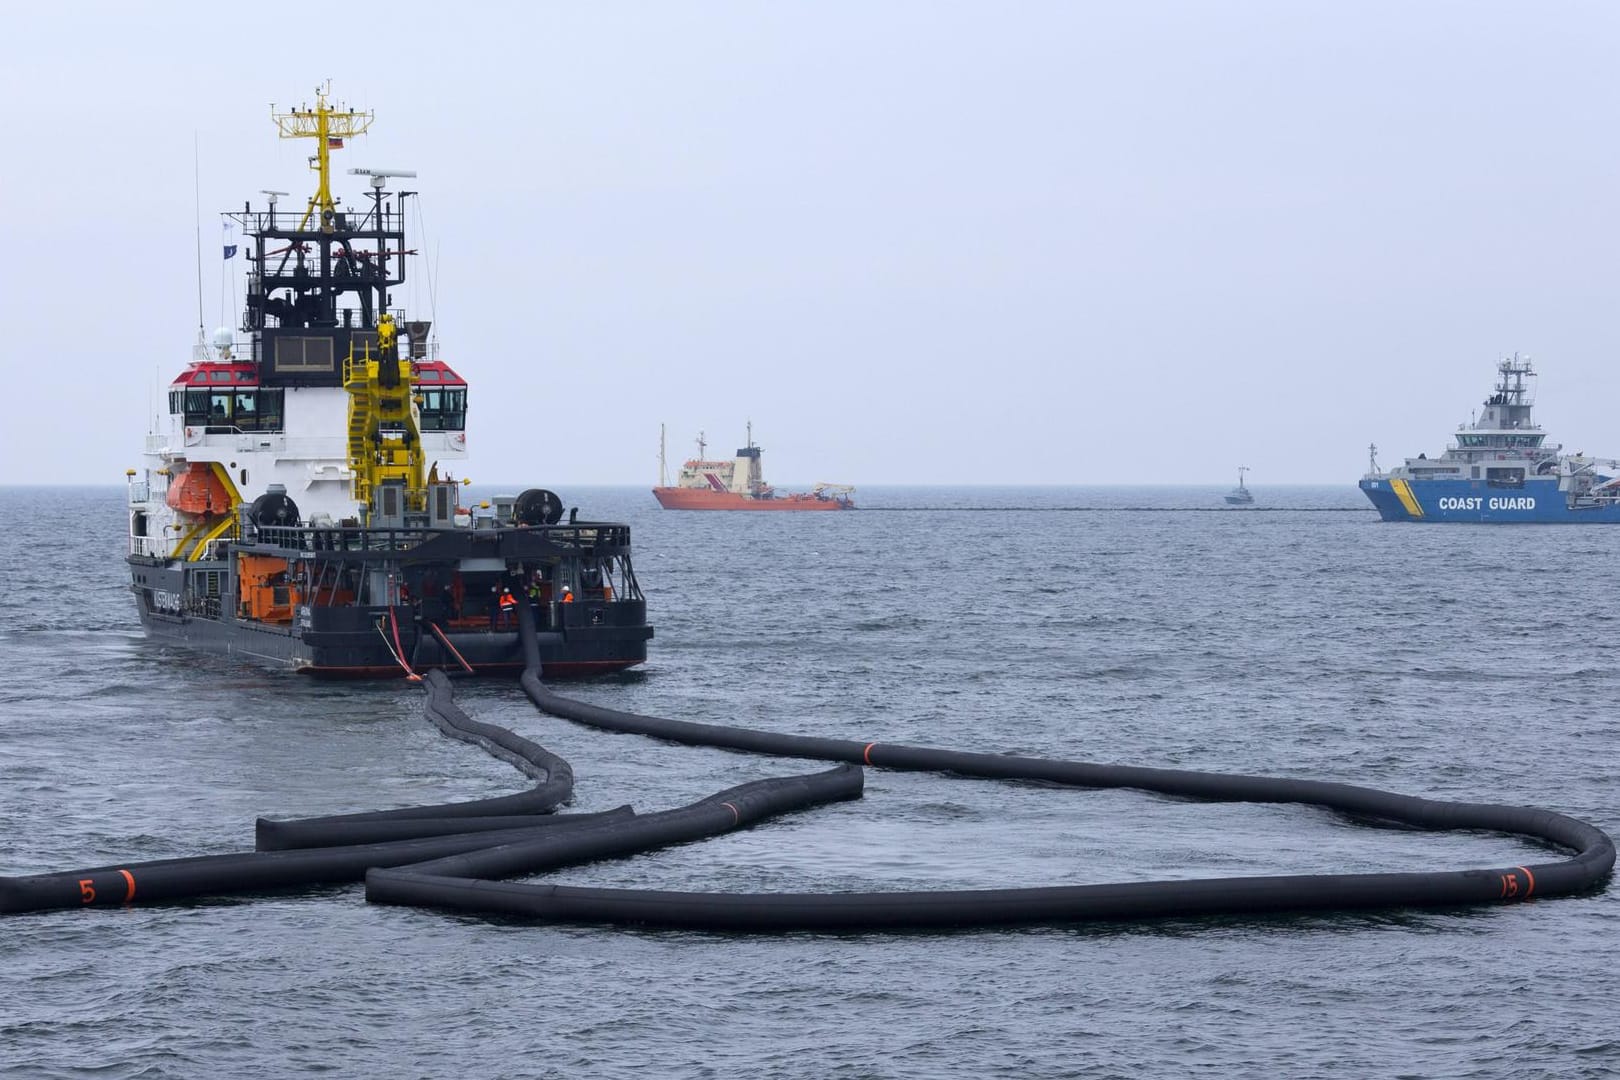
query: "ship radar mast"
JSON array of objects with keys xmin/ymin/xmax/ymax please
[{"xmin": 272, "ymin": 84, "xmax": 375, "ymax": 231}]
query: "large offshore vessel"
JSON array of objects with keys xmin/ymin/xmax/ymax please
[
  {"xmin": 124, "ymin": 91, "xmax": 652, "ymax": 676},
  {"xmin": 1360, "ymin": 355, "xmax": 1620, "ymax": 522},
  {"xmin": 652, "ymin": 425, "xmax": 854, "ymax": 510}
]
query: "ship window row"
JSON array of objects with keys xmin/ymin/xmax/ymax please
[
  {"xmin": 418, "ymin": 388, "xmax": 466, "ymax": 431},
  {"xmin": 1456, "ymin": 434, "xmax": 1542, "ymax": 448},
  {"xmin": 170, "ymin": 389, "xmax": 286, "ymax": 431},
  {"xmin": 174, "ymin": 368, "xmax": 256, "ymax": 386},
  {"xmin": 415, "ymin": 369, "xmax": 465, "ymax": 385}
]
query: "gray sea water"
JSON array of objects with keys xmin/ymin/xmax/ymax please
[{"xmin": 1, "ymin": 484, "xmax": 1617, "ymax": 1078}]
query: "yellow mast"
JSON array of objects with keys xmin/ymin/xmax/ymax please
[
  {"xmin": 273, "ymin": 86, "xmax": 422, "ymax": 517},
  {"xmin": 272, "ymin": 83, "xmax": 374, "ymax": 231}
]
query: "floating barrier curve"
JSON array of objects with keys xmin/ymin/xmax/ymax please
[{"xmin": 397, "ymin": 603, "xmax": 1618, "ymax": 931}]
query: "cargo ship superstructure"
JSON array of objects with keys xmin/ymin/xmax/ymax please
[
  {"xmin": 652, "ymin": 425, "xmax": 854, "ymax": 510},
  {"xmin": 125, "ymin": 91, "xmax": 652, "ymax": 675},
  {"xmin": 1360, "ymin": 355, "xmax": 1620, "ymax": 522}
]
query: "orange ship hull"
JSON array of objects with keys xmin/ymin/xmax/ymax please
[{"xmin": 652, "ymin": 487, "xmax": 853, "ymax": 510}]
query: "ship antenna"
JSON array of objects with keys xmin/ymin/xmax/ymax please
[
  {"xmin": 273, "ymin": 83, "xmax": 374, "ymax": 232},
  {"xmin": 192, "ymin": 131, "xmax": 205, "ymax": 354},
  {"xmin": 659, "ymin": 423, "xmax": 667, "ymax": 487},
  {"xmin": 413, "ymin": 197, "xmax": 441, "ymax": 329}
]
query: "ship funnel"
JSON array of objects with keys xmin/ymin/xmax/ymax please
[{"xmin": 406, "ymin": 320, "xmax": 432, "ymax": 359}]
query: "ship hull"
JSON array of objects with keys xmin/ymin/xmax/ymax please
[
  {"xmin": 133, "ymin": 600, "xmax": 650, "ymax": 678},
  {"xmin": 1359, "ymin": 476, "xmax": 1620, "ymax": 522},
  {"xmin": 129, "ymin": 553, "xmax": 652, "ymax": 679},
  {"xmin": 652, "ymin": 487, "xmax": 852, "ymax": 510}
]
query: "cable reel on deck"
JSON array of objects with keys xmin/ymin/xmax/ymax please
[
  {"xmin": 514, "ymin": 489, "xmax": 565, "ymax": 526},
  {"xmin": 249, "ymin": 489, "xmax": 302, "ymax": 528}
]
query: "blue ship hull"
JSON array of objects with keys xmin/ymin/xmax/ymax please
[{"xmin": 1359, "ymin": 476, "xmax": 1620, "ymax": 522}]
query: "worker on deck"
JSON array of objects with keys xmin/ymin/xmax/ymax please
[
  {"xmin": 561, "ymin": 586, "xmax": 574, "ymax": 604},
  {"xmin": 525, "ymin": 574, "xmax": 545, "ymax": 627},
  {"xmin": 497, "ymin": 587, "xmax": 518, "ymax": 628}
]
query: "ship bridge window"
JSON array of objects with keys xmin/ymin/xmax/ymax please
[
  {"xmin": 182, "ymin": 388, "xmax": 284, "ymax": 432},
  {"xmin": 419, "ymin": 388, "xmax": 467, "ymax": 431}
]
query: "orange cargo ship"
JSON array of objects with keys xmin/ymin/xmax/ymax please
[{"xmin": 652, "ymin": 425, "xmax": 855, "ymax": 511}]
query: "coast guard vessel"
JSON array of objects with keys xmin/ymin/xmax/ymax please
[
  {"xmin": 1360, "ymin": 355, "xmax": 1620, "ymax": 522},
  {"xmin": 124, "ymin": 90, "xmax": 652, "ymax": 675}
]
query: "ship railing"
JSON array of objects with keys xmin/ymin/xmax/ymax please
[
  {"xmin": 244, "ymin": 522, "xmax": 635, "ymax": 555},
  {"xmin": 187, "ymin": 596, "xmax": 222, "ymax": 620},
  {"xmin": 198, "ymin": 538, "xmax": 233, "ymax": 562},
  {"xmin": 184, "ymin": 430, "xmax": 344, "ymax": 461},
  {"xmin": 129, "ymin": 535, "xmax": 164, "ymax": 558},
  {"xmin": 144, "ymin": 433, "xmax": 168, "ymax": 453}
]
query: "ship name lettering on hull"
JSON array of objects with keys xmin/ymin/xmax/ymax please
[{"xmin": 1435, "ymin": 496, "xmax": 1537, "ymax": 512}]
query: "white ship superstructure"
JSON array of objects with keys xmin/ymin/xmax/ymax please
[{"xmin": 122, "ymin": 89, "xmax": 651, "ymax": 676}]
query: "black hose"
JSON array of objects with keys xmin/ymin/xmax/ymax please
[
  {"xmin": 0, "ymin": 813, "xmax": 631, "ymax": 915},
  {"xmin": 474, "ymin": 600, "xmax": 1616, "ymax": 931},
  {"xmin": 2, "ymin": 634, "xmax": 863, "ymax": 916},
  {"xmin": 2, "ymin": 665, "xmax": 588, "ymax": 914},
  {"xmin": 254, "ymin": 669, "xmax": 574, "ymax": 850}
]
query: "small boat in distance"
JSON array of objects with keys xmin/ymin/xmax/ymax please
[
  {"xmin": 1224, "ymin": 466, "xmax": 1255, "ymax": 506},
  {"xmin": 652, "ymin": 424, "xmax": 855, "ymax": 511}
]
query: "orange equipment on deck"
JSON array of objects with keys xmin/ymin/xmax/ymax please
[
  {"xmin": 167, "ymin": 463, "xmax": 234, "ymax": 515},
  {"xmin": 238, "ymin": 554, "xmax": 298, "ymax": 623}
]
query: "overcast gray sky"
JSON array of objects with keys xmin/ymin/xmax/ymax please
[{"xmin": 4, "ymin": 1, "xmax": 1618, "ymax": 486}]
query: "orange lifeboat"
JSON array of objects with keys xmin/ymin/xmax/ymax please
[{"xmin": 166, "ymin": 463, "xmax": 232, "ymax": 515}]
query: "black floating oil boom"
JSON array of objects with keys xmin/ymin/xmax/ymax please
[
  {"xmin": 3, "ymin": 600, "xmax": 1611, "ymax": 929},
  {"xmin": 362, "ymin": 603, "xmax": 1616, "ymax": 931}
]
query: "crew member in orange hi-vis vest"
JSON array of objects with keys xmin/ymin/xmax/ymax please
[
  {"xmin": 498, "ymin": 588, "xmax": 518, "ymax": 627},
  {"xmin": 561, "ymin": 586, "xmax": 575, "ymax": 604}
]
